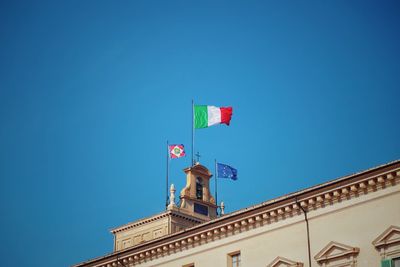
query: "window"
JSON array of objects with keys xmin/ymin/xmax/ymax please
[
  {"xmin": 394, "ymin": 258, "xmax": 400, "ymax": 267},
  {"xmin": 182, "ymin": 264, "xmax": 194, "ymax": 267},
  {"xmin": 228, "ymin": 251, "xmax": 241, "ymax": 267},
  {"xmin": 381, "ymin": 258, "xmax": 400, "ymax": 267},
  {"xmin": 232, "ymin": 253, "xmax": 241, "ymax": 267},
  {"xmin": 196, "ymin": 177, "xmax": 203, "ymax": 200},
  {"xmin": 373, "ymin": 226, "xmax": 400, "ymax": 267},
  {"xmin": 194, "ymin": 203, "xmax": 208, "ymax": 216}
]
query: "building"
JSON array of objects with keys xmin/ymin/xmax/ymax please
[
  {"xmin": 73, "ymin": 160, "xmax": 400, "ymax": 267},
  {"xmin": 110, "ymin": 164, "xmax": 218, "ymax": 251}
]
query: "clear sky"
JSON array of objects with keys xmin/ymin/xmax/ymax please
[{"xmin": 0, "ymin": 1, "xmax": 399, "ymax": 266}]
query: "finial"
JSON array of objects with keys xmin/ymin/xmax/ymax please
[
  {"xmin": 195, "ymin": 151, "xmax": 201, "ymax": 163},
  {"xmin": 167, "ymin": 184, "xmax": 177, "ymax": 210},
  {"xmin": 220, "ymin": 201, "xmax": 225, "ymax": 215}
]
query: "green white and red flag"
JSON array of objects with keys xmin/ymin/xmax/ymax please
[
  {"xmin": 194, "ymin": 105, "xmax": 233, "ymax": 129},
  {"xmin": 169, "ymin": 144, "xmax": 185, "ymax": 158}
]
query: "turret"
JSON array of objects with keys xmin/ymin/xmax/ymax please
[{"xmin": 179, "ymin": 163, "xmax": 217, "ymax": 220}]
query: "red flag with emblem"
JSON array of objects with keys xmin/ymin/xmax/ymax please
[{"xmin": 169, "ymin": 144, "xmax": 185, "ymax": 158}]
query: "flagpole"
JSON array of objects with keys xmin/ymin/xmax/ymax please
[
  {"xmin": 215, "ymin": 159, "xmax": 218, "ymax": 215},
  {"xmin": 166, "ymin": 140, "xmax": 169, "ymax": 209},
  {"xmin": 192, "ymin": 99, "xmax": 195, "ymax": 165}
]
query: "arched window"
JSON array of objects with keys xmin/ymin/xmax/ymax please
[{"xmin": 196, "ymin": 177, "xmax": 203, "ymax": 200}]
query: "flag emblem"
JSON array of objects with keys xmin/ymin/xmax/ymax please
[
  {"xmin": 217, "ymin": 163, "xmax": 238, "ymax": 180},
  {"xmin": 169, "ymin": 144, "xmax": 185, "ymax": 158}
]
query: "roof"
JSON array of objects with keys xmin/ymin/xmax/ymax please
[{"xmin": 73, "ymin": 159, "xmax": 400, "ymax": 267}]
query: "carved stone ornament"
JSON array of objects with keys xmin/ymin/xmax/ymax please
[
  {"xmin": 168, "ymin": 184, "xmax": 177, "ymax": 209},
  {"xmin": 314, "ymin": 241, "xmax": 359, "ymax": 266},
  {"xmin": 373, "ymin": 225, "xmax": 400, "ymax": 259},
  {"xmin": 266, "ymin": 256, "xmax": 304, "ymax": 267}
]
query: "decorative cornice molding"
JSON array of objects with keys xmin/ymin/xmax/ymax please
[
  {"xmin": 373, "ymin": 225, "xmax": 400, "ymax": 248},
  {"xmin": 314, "ymin": 241, "xmax": 359, "ymax": 264},
  {"xmin": 267, "ymin": 256, "xmax": 304, "ymax": 267},
  {"xmin": 111, "ymin": 210, "xmax": 204, "ymax": 234},
  {"xmin": 74, "ymin": 163, "xmax": 400, "ymax": 267},
  {"xmin": 111, "ymin": 213, "xmax": 169, "ymax": 234}
]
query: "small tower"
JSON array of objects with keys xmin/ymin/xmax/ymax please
[
  {"xmin": 110, "ymin": 163, "xmax": 218, "ymax": 252},
  {"xmin": 179, "ymin": 163, "xmax": 217, "ymax": 220}
]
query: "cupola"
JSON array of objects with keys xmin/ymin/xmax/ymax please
[{"xmin": 179, "ymin": 163, "xmax": 217, "ymax": 220}]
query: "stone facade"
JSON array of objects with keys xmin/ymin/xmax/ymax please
[
  {"xmin": 73, "ymin": 160, "xmax": 400, "ymax": 267},
  {"xmin": 111, "ymin": 211, "xmax": 204, "ymax": 251}
]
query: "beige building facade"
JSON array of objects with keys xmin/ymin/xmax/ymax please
[{"xmin": 74, "ymin": 160, "xmax": 400, "ymax": 267}]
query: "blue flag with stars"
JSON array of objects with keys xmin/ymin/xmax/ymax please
[{"xmin": 217, "ymin": 163, "xmax": 238, "ymax": 180}]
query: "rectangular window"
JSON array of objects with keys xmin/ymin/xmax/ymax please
[
  {"xmin": 182, "ymin": 263, "xmax": 194, "ymax": 267},
  {"xmin": 394, "ymin": 258, "xmax": 400, "ymax": 267},
  {"xmin": 228, "ymin": 251, "xmax": 241, "ymax": 267},
  {"xmin": 194, "ymin": 203, "xmax": 208, "ymax": 216}
]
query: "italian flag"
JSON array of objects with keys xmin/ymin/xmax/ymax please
[{"xmin": 194, "ymin": 105, "xmax": 233, "ymax": 129}]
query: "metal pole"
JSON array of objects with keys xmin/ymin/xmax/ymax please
[
  {"xmin": 192, "ymin": 100, "xmax": 195, "ymax": 165},
  {"xmin": 215, "ymin": 159, "xmax": 218, "ymax": 214},
  {"xmin": 166, "ymin": 140, "xmax": 169, "ymax": 209},
  {"xmin": 298, "ymin": 200, "xmax": 312, "ymax": 267}
]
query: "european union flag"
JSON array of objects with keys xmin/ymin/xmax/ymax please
[{"xmin": 217, "ymin": 163, "xmax": 238, "ymax": 180}]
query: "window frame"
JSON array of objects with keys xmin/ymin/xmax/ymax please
[{"xmin": 227, "ymin": 250, "xmax": 241, "ymax": 267}]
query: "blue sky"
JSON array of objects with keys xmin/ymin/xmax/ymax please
[{"xmin": 0, "ymin": 1, "xmax": 399, "ymax": 266}]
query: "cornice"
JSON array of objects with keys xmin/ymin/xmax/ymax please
[
  {"xmin": 373, "ymin": 225, "xmax": 400, "ymax": 248},
  {"xmin": 267, "ymin": 256, "xmax": 304, "ymax": 267},
  {"xmin": 169, "ymin": 211, "xmax": 205, "ymax": 224},
  {"xmin": 110, "ymin": 212, "xmax": 170, "ymax": 234},
  {"xmin": 74, "ymin": 161, "xmax": 400, "ymax": 267},
  {"xmin": 111, "ymin": 210, "xmax": 204, "ymax": 234},
  {"xmin": 179, "ymin": 196, "xmax": 218, "ymax": 208},
  {"xmin": 314, "ymin": 241, "xmax": 360, "ymax": 263},
  {"xmin": 183, "ymin": 164, "xmax": 212, "ymax": 178}
]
